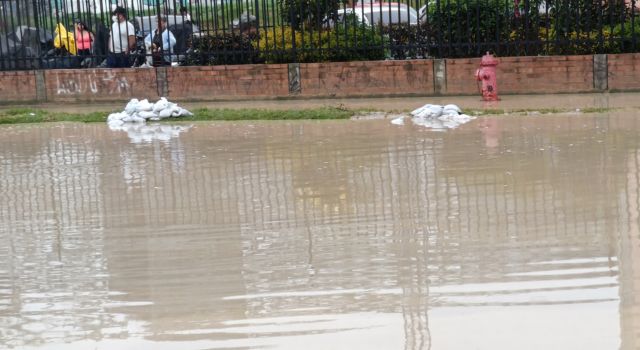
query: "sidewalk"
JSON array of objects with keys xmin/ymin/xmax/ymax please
[{"xmin": 3, "ymin": 92, "xmax": 640, "ymax": 114}]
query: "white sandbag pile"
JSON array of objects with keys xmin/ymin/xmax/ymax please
[
  {"xmin": 107, "ymin": 98, "xmax": 193, "ymax": 127},
  {"xmin": 391, "ymin": 103, "xmax": 476, "ymax": 129}
]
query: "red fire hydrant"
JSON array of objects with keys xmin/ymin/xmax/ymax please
[{"xmin": 476, "ymin": 52, "xmax": 499, "ymax": 101}]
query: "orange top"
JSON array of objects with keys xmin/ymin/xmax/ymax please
[{"xmin": 76, "ymin": 31, "xmax": 92, "ymax": 50}]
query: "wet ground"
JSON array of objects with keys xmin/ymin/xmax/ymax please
[
  {"xmin": 3, "ymin": 91, "xmax": 640, "ymax": 114},
  {"xmin": 0, "ymin": 111, "xmax": 639, "ymax": 349}
]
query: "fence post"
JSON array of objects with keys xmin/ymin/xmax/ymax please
[
  {"xmin": 288, "ymin": 63, "xmax": 301, "ymax": 95},
  {"xmin": 35, "ymin": 70, "xmax": 47, "ymax": 102},
  {"xmin": 593, "ymin": 54, "xmax": 608, "ymax": 91},
  {"xmin": 433, "ymin": 59, "xmax": 447, "ymax": 95},
  {"xmin": 156, "ymin": 67, "xmax": 169, "ymax": 98}
]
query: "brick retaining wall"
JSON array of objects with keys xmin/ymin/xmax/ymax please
[
  {"xmin": 498, "ymin": 55, "xmax": 594, "ymax": 94},
  {"xmin": 445, "ymin": 55, "xmax": 595, "ymax": 95},
  {"xmin": 608, "ymin": 53, "xmax": 640, "ymax": 91},
  {"xmin": 167, "ymin": 65, "xmax": 289, "ymax": 100},
  {"xmin": 0, "ymin": 53, "xmax": 638, "ymax": 103},
  {"xmin": 444, "ymin": 58, "xmax": 480, "ymax": 95},
  {"xmin": 43, "ymin": 68, "xmax": 159, "ymax": 102},
  {"xmin": 300, "ymin": 60, "xmax": 435, "ymax": 97},
  {"xmin": 0, "ymin": 71, "xmax": 37, "ymax": 101}
]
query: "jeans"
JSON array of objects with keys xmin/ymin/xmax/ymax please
[{"xmin": 107, "ymin": 53, "xmax": 130, "ymax": 68}]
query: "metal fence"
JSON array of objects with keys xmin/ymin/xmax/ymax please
[{"xmin": 0, "ymin": 0, "xmax": 638, "ymax": 70}]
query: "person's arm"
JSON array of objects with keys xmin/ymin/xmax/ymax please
[
  {"xmin": 164, "ymin": 30, "xmax": 176, "ymax": 51},
  {"xmin": 144, "ymin": 33, "xmax": 152, "ymax": 48},
  {"xmin": 127, "ymin": 34, "xmax": 135, "ymax": 53},
  {"xmin": 88, "ymin": 32, "xmax": 95, "ymax": 53},
  {"xmin": 126, "ymin": 22, "xmax": 136, "ymax": 53}
]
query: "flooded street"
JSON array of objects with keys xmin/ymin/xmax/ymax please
[{"xmin": 0, "ymin": 113, "xmax": 639, "ymax": 350}]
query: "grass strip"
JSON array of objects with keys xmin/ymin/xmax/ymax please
[
  {"xmin": 185, "ymin": 107, "xmax": 353, "ymax": 121},
  {"xmin": 0, "ymin": 107, "xmax": 354, "ymax": 124},
  {"xmin": 0, "ymin": 108, "xmax": 106, "ymax": 124},
  {"xmin": 463, "ymin": 107, "xmax": 613, "ymax": 116},
  {"xmin": 0, "ymin": 106, "xmax": 616, "ymax": 124}
]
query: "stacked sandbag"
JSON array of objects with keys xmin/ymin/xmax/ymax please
[
  {"xmin": 391, "ymin": 103, "xmax": 476, "ymax": 129},
  {"xmin": 107, "ymin": 98, "xmax": 193, "ymax": 127}
]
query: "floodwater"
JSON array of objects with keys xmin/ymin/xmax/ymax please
[{"xmin": 0, "ymin": 113, "xmax": 639, "ymax": 350}]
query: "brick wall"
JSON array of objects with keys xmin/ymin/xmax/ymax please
[
  {"xmin": 0, "ymin": 53, "xmax": 636, "ymax": 103},
  {"xmin": 499, "ymin": 55, "xmax": 593, "ymax": 93},
  {"xmin": 44, "ymin": 68, "xmax": 159, "ymax": 102},
  {"xmin": 167, "ymin": 65, "xmax": 289, "ymax": 100},
  {"xmin": 445, "ymin": 55, "xmax": 594, "ymax": 95},
  {"xmin": 0, "ymin": 71, "xmax": 37, "ymax": 102},
  {"xmin": 300, "ymin": 60, "xmax": 434, "ymax": 97},
  {"xmin": 445, "ymin": 58, "xmax": 481, "ymax": 95},
  {"xmin": 608, "ymin": 53, "xmax": 640, "ymax": 91}
]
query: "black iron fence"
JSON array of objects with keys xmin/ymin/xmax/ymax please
[{"xmin": 0, "ymin": 0, "xmax": 638, "ymax": 70}]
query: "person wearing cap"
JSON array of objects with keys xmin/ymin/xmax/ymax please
[
  {"xmin": 144, "ymin": 15, "xmax": 176, "ymax": 67},
  {"xmin": 107, "ymin": 6, "xmax": 135, "ymax": 68},
  {"xmin": 73, "ymin": 19, "xmax": 94, "ymax": 57}
]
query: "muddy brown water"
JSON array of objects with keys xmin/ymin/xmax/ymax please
[{"xmin": 0, "ymin": 113, "xmax": 639, "ymax": 350}]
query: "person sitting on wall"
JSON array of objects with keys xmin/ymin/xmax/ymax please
[
  {"xmin": 144, "ymin": 15, "xmax": 176, "ymax": 67},
  {"xmin": 107, "ymin": 6, "xmax": 135, "ymax": 68}
]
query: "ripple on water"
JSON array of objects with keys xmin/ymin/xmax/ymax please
[{"xmin": 0, "ymin": 115, "xmax": 639, "ymax": 350}]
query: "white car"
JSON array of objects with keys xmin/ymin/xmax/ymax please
[
  {"xmin": 418, "ymin": 0, "xmax": 551, "ymax": 19},
  {"xmin": 333, "ymin": 2, "xmax": 419, "ymax": 26}
]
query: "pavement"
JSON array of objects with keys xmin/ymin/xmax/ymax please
[{"xmin": 3, "ymin": 92, "xmax": 640, "ymax": 114}]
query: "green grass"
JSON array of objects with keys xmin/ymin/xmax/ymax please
[
  {"xmin": 185, "ymin": 107, "xmax": 353, "ymax": 120},
  {"xmin": 0, "ymin": 106, "xmax": 354, "ymax": 124},
  {"xmin": 462, "ymin": 107, "xmax": 615, "ymax": 116},
  {"xmin": 580, "ymin": 107, "xmax": 610, "ymax": 113},
  {"xmin": 463, "ymin": 108, "xmax": 505, "ymax": 115},
  {"xmin": 0, "ymin": 105, "xmax": 618, "ymax": 125},
  {"xmin": 0, "ymin": 109, "xmax": 106, "ymax": 124}
]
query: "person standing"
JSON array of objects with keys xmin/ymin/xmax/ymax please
[
  {"xmin": 144, "ymin": 15, "xmax": 176, "ymax": 67},
  {"xmin": 107, "ymin": 6, "xmax": 135, "ymax": 68},
  {"xmin": 73, "ymin": 19, "xmax": 94, "ymax": 57}
]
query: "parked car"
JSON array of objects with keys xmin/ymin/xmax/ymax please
[
  {"xmin": 332, "ymin": 2, "xmax": 419, "ymax": 27},
  {"xmin": 418, "ymin": 0, "xmax": 551, "ymax": 20}
]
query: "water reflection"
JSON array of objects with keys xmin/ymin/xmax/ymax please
[
  {"xmin": 0, "ymin": 114, "xmax": 639, "ymax": 349},
  {"xmin": 108, "ymin": 123, "xmax": 192, "ymax": 144}
]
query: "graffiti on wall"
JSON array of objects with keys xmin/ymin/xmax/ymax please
[{"xmin": 55, "ymin": 70, "xmax": 130, "ymax": 95}]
